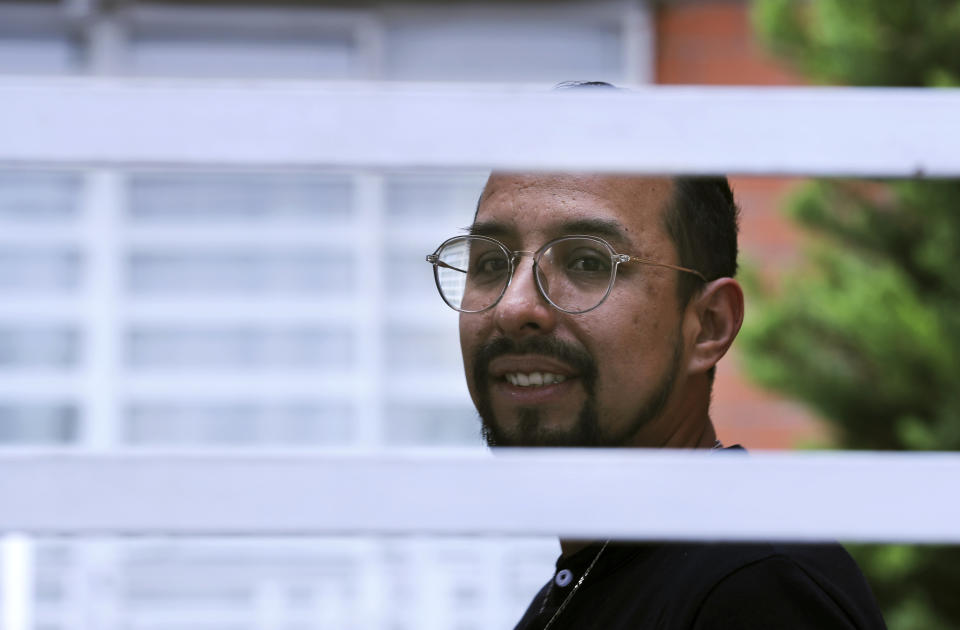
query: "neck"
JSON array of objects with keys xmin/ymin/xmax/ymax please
[
  {"xmin": 559, "ymin": 539, "xmax": 594, "ymax": 557},
  {"xmin": 686, "ymin": 418, "xmax": 719, "ymax": 448},
  {"xmin": 628, "ymin": 376, "xmax": 717, "ymax": 448}
]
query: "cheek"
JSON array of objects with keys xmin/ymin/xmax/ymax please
[
  {"xmin": 458, "ymin": 321, "xmax": 474, "ymax": 368},
  {"xmin": 591, "ymin": 302, "xmax": 670, "ymax": 381},
  {"xmin": 579, "ymin": 317, "xmax": 639, "ymax": 375},
  {"xmin": 627, "ymin": 279, "xmax": 677, "ymax": 336},
  {"xmin": 458, "ymin": 315, "xmax": 489, "ymax": 375},
  {"xmin": 632, "ymin": 310, "xmax": 666, "ymax": 337}
]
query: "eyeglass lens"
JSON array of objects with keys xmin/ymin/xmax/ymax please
[
  {"xmin": 435, "ymin": 237, "xmax": 508, "ymax": 312},
  {"xmin": 434, "ymin": 236, "xmax": 615, "ymax": 313}
]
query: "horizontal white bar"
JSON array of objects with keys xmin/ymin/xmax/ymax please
[
  {"xmin": 1, "ymin": 79, "xmax": 960, "ymax": 175},
  {"xmin": 0, "ymin": 226, "xmax": 83, "ymax": 247},
  {"xmin": 0, "ymin": 374, "xmax": 81, "ymax": 398},
  {"xmin": 0, "ymin": 450, "xmax": 958, "ymax": 542},
  {"xmin": 0, "ymin": 314, "xmax": 81, "ymax": 328}
]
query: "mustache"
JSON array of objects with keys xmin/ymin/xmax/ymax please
[{"xmin": 472, "ymin": 336, "xmax": 597, "ymax": 394}]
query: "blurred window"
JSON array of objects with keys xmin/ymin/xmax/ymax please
[
  {"xmin": 126, "ymin": 326, "xmax": 352, "ymax": 368},
  {"xmin": 0, "ymin": 403, "xmax": 78, "ymax": 444},
  {"xmin": 0, "ymin": 0, "xmax": 634, "ymax": 626},
  {"xmin": 385, "ymin": 174, "xmax": 484, "ymax": 301},
  {"xmin": 0, "ymin": 247, "xmax": 82, "ymax": 291},
  {"xmin": 124, "ymin": 401, "xmax": 354, "ymax": 445},
  {"xmin": 0, "ymin": 326, "xmax": 79, "ymax": 368},
  {"xmin": 385, "ymin": 403, "xmax": 482, "ymax": 446},
  {"xmin": 127, "ymin": 249, "xmax": 352, "ymax": 294},
  {"xmin": 384, "ymin": 7, "xmax": 623, "ymax": 82},
  {"xmin": 0, "ymin": 34, "xmax": 75, "ymax": 74},
  {"xmin": 385, "ymin": 247, "xmax": 438, "ymax": 300},
  {"xmin": 126, "ymin": 8, "xmax": 365, "ymax": 78},
  {"xmin": 385, "ymin": 174, "xmax": 487, "ymax": 224},
  {"xmin": 0, "ymin": 6, "xmax": 77, "ymax": 75},
  {"xmin": 0, "ymin": 171, "xmax": 82, "ymax": 220},
  {"xmin": 385, "ymin": 325, "xmax": 460, "ymax": 373},
  {"xmin": 129, "ymin": 173, "xmax": 352, "ymax": 223}
]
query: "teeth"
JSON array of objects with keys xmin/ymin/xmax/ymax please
[{"xmin": 505, "ymin": 372, "xmax": 567, "ymax": 387}]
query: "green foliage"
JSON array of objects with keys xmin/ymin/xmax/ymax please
[
  {"xmin": 746, "ymin": 2, "xmax": 960, "ymax": 628},
  {"xmin": 740, "ymin": 180, "xmax": 960, "ymax": 451},
  {"xmin": 752, "ymin": 0, "xmax": 960, "ymax": 86},
  {"xmin": 846, "ymin": 544, "xmax": 960, "ymax": 630}
]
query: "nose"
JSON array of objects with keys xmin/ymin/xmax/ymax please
[{"xmin": 494, "ymin": 255, "xmax": 558, "ymax": 337}]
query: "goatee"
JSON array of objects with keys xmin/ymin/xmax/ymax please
[{"xmin": 472, "ymin": 334, "xmax": 682, "ymax": 448}]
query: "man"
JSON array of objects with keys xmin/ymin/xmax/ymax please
[{"xmin": 426, "ymin": 169, "xmax": 887, "ymax": 628}]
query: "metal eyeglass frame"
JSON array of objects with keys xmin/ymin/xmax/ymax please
[{"xmin": 426, "ymin": 234, "xmax": 708, "ymax": 315}]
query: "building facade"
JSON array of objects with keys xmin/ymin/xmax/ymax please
[{"xmin": 0, "ymin": 1, "xmax": 816, "ymax": 628}]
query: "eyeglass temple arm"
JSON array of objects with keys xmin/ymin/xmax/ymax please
[
  {"xmin": 623, "ymin": 256, "xmax": 707, "ymax": 282},
  {"xmin": 426, "ymin": 254, "xmax": 467, "ymax": 274},
  {"xmin": 433, "ymin": 251, "xmax": 535, "ymax": 273}
]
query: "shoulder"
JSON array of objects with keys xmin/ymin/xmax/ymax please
[{"xmin": 674, "ymin": 543, "xmax": 887, "ymax": 630}]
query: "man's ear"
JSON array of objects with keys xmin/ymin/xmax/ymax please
[{"xmin": 684, "ymin": 278, "xmax": 744, "ymax": 376}]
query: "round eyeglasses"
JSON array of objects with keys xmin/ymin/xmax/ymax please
[{"xmin": 425, "ymin": 234, "xmax": 707, "ymax": 315}]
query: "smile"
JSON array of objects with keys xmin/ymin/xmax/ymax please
[{"xmin": 504, "ymin": 372, "xmax": 568, "ymax": 387}]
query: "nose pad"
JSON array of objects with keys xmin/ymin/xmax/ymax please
[
  {"xmin": 495, "ymin": 254, "xmax": 556, "ymax": 334},
  {"xmin": 502, "ymin": 254, "xmax": 540, "ymax": 302},
  {"xmin": 533, "ymin": 261, "xmax": 551, "ymax": 298}
]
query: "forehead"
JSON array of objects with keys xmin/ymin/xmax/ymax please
[{"xmin": 476, "ymin": 174, "xmax": 674, "ymax": 244}]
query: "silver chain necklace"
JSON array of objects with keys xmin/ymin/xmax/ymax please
[
  {"xmin": 540, "ymin": 540, "xmax": 609, "ymax": 630},
  {"xmin": 538, "ymin": 439, "xmax": 724, "ymax": 629}
]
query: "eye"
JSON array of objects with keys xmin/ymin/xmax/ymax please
[
  {"xmin": 565, "ymin": 248, "xmax": 611, "ymax": 273},
  {"xmin": 470, "ymin": 250, "xmax": 509, "ymax": 281},
  {"xmin": 477, "ymin": 255, "xmax": 509, "ymax": 274}
]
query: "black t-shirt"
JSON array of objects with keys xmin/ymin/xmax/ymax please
[{"xmin": 513, "ymin": 541, "xmax": 887, "ymax": 630}]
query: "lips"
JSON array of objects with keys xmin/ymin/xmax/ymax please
[
  {"xmin": 472, "ymin": 337, "xmax": 598, "ymax": 408},
  {"xmin": 504, "ymin": 371, "xmax": 568, "ymax": 387},
  {"xmin": 488, "ymin": 355, "xmax": 579, "ymax": 389}
]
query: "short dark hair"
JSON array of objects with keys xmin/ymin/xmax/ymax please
[
  {"xmin": 551, "ymin": 82, "xmax": 740, "ymax": 304},
  {"xmin": 553, "ymin": 80, "xmax": 620, "ymax": 90},
  {"xmin": 664, "ymin": 177, "xmax": 740, "ymax": 306}
]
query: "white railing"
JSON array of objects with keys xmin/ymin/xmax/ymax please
[
  {"xmin": 3, "ymin": 79, "xmax": 960, "ymax": 630},
  {"xmin": 0, "ymin": 79, "xmax": 959, "ymax": 175},
  {"xmin": 0, "ymin": 449, "xmax": 958, "ymax": 542}
]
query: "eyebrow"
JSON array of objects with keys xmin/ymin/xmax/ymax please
[
  {"xmin": 557, "ymin": 218, "xmax": 629, "ymax": 243},
  {"xmin": 467, "ymin": 220, "xmax": 512, "ymax": 238},
  {"xmin": 467, "ymin": 217, "xmax": 630, "ymax": 244}
]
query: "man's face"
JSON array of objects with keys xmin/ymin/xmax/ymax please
[{"xmin": 460, "ymin": 174, "xmax": 692, "ymax": 447}]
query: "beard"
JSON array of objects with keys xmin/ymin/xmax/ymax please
[{"xmin": 472, "ymin": 332, "xmax": 683, "ymax": 448}]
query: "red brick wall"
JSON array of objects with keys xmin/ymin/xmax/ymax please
[
  {"xmin": 655, "ymin": 1, "xmax": 803, "ymax": 86},
  {"xmin": 654, "ymin": 1, "xmax": 829, "ymax": 449}
]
